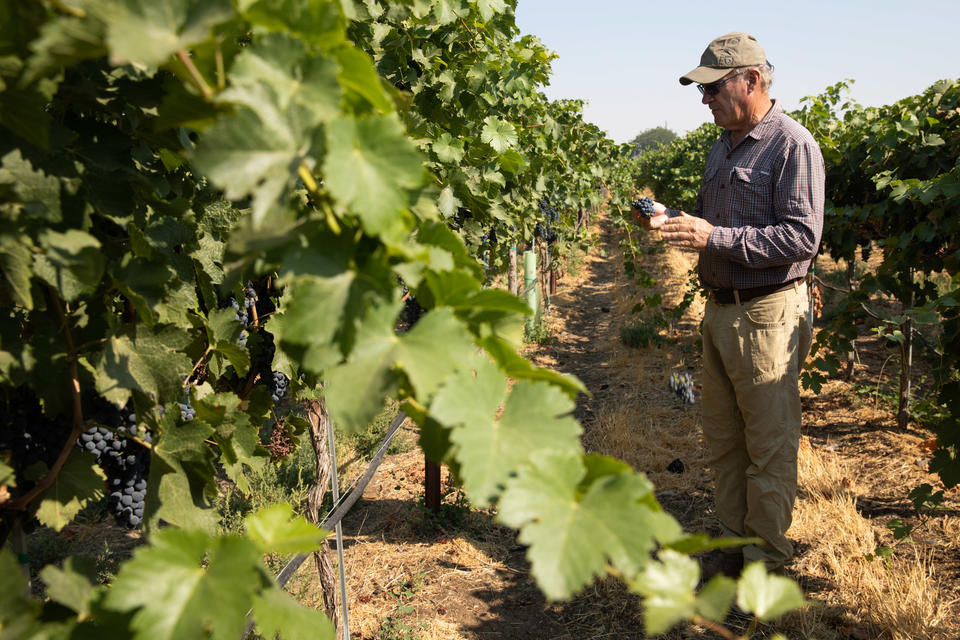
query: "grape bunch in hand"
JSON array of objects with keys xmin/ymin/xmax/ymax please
[{"xmin": 631, "ymin": 197, "xmax": 656, "ymax": 219}]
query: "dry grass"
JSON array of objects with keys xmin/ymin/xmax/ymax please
[{"xmin": 790, "ymin": 438, "xmax": 957, "ymax": 640}]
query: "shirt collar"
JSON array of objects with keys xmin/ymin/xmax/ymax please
[{"xmin": 723, "ymin": 98, "xmax": 782, "ymax": 147}]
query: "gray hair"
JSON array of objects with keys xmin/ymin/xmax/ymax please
[{"xmin": 748, "ymin": 62, "xmax": 774, "ymax": 92}]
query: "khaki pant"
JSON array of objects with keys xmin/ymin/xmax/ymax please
[{"xmin": 701, "ymin": 281, "xmax": 811, "ymax": 568}]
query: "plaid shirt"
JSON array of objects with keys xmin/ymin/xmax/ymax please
[{"xmin": 695, "ymin": 100, "xmax": 825, "ymax": 290}]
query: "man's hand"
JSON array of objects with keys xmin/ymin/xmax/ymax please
[
  {"xmin": 632, "ymin": 200, "xmax": 670, "ymax": 230},
  {"xmin": 658, "ymin": 212, "xmax": 714, "ymax": 251}
]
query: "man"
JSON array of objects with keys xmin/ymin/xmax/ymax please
[{"xmin": 634, "ymin": 32, "xmax": 825, "ymax": 575}]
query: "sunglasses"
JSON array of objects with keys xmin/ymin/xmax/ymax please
[{"xmin": 697, "ymin": 69, "xmax": 747, "ymax": 96}]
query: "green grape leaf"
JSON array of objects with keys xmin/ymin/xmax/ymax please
[
  {"xmin": 432, "ymin": 133, "xmax": 464, "ymax": 163},
  {"xmin": 1, "ymin": 149, "xmax": 61, "ymax": 222},
  {"xmin": 335, "ymin": 44, "xmax": 394, "ymax": 113},
  {"xmin": 422, "ymin": 269, "xmax": 480, "ymax": 305},
  {"xmin": 664, "ymin": 534, "xmax": 758, "ymax": 555},
  {"xmin": 33, "ymin": 229, "xmax": 105, "ymax": 302},
  {"xmin": 192, "ymin": 106, "xmax": 304, "ymax": 228},
  {"xmin": 146, "ymin": 417, "xmax": 218, "ymax": 533},
  {"xmin": 105, "ymin": 528, "xmax": 262, "ymax": 640},
  {"xmin": 497, "ymin": 149, "xmax": 527, "ymax": 174},
  {"xmin": 323, "ymin": 115, "xmax": 423, "ymax": 240},
  {"xmin": 214, "ymin": 340, "xmax": 250, "ymax": 377},
  {"xmin": 94, "ymin": 327, "xmax": 193, "ymax": 408},
  {"xmin": 497, "ymin": 451, "xmax": 663, "ymax": 601},
  {"xmin": 326, "ymin": 304, "xmax": 476, "ymax": 431},
  {"xmin": 244, "ymin": 503, "xmax": 328, "ymax": 555},
  {"xmin": 433, "ymin": 0, "xmax": 467, "ymax": 24},
  {"xmin": 0, "ymin": 458, "xmax": 14, "ymax": 487},
  {"xmin": 39, "ymin": 556, "xmax": 99, "ymax": 618},
  {"xmin": 474, "ymin": 0, "xmax": 507, "ymax": 21},
  {"xmin": 0, "ymin": 549, "xmax": 39, "ymax": 623},
  {"xmin": 0, "ymin": 82, "xmax": 55, "ymax": 149},
  {"xmin": 415, "ymin": 221, "xmax": 484, "ymax": 278},
  {"xmin": 634, "ymin": 550, "xmax": 699, "ymax": 635},
  {"xmin": 736, "ymin": 562, "xmax": 806, "ymax": 621},
  {"xmin": 102, "ymin": 0, "xmax": 234, "ymax": 67},
  {"xmin": 220, "ymin": 33, "xmax": 341, "ymax": 131},
  {"xmin": 35, "ymin": 450, "xmax": 106, "ymax": 532},
  {"xmin": 480, "ymin": 116, "xmax": 517, "ymax": 153},
  {"xmin": 206, "ymin": 307, "xmax": 243, "ymax": 346},
  {"xmin": 252, "ymin": 587, "xmax": 336, "ymax": 640},
  {"xmin": 431, "ymin": 358, "xmax": 581, "ymax": 503},
  {"xmin": 695, "ymin": 575, "xmax": 738, "ymax": 623},
  {"xmin": 271, "ymin": 273, "xmax": 354, "ymax": 373},
  {"xmin": 240, "ymin": 0, "xmax": 344, "ymax": 49},
  {"xmin": 0, "ymin": 234, "xmax": 34, "ymax": 310},
  {"xmin": 479, "ymin": 336, "xmax": 585, "ymax": 397},
  {"xmin": 438, "ymin": 184, "xmax": 461, "ymax": 217},
  {"xmin": 23, "ymin": 12, "xmax": 108, "ymax": 84}
]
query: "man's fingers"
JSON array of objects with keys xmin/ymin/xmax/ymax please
[{"xmin": 647, "ymin": 213, "xmax": 668, "ymax": 229}]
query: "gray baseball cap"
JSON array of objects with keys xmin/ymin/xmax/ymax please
[{"xmin": 679, "ymin": 32, "xmax": 767, "ymax": 85}]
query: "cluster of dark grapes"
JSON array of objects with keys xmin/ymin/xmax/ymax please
[
  {"xmin": 252, "ymin": 329, "xmax": 277, "ymax": 373},
  {"xmin": 0, "ymin": 387, "xmax": 73, "ymax": 499},
  {"xmin": 536, "ymin": 199, "xmax": 560, "ymax": 245},
  {"xmin": 449, "ymin": 207, "xmax": 471, "ymax": 231},
  {"xmin": 396, "ymin": 281, "xmax": 424, "ymax": 332},
  {"xmin": 177, "ymin": 394, "xmax": 196, "ymax": 421},
  {"xmin": 668, "ymin": 372, "xmax": 696, "ymax": 404},
  {"xmin": 225, "ymin": 282, "xmax": 260, "ymax": 348},
  {"xmin": 229, "ymin": 297, "xmax": 248, "ymax": 325},
  {"xmin": 228, "ymin": 297, "xmax": 250, "ymax": 346},
  {"xmin": 81, "ymin": 402, "xmax": 152, "ymax": 528},
  {"xmin": 538, "ymin": 198, "xmax": 561, "ymax": 224},
  {"xmin": 267, "ymin": 371, "xmax": 289, "ymax": 404},
  {"xmin": 631, "ymin": 197, "xmax": 656, "ymax": 219}
]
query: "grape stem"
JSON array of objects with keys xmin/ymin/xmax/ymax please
[
  {"xmin": 186, "ymin": 345, "xmax": 212, "ymax": 389},
  {"xmin": 177, "ymin": 50, "xmax": 214, "ymax": 101},
  {"xmin": 1, "ymin": 291, "xmax": 85, "ymax": 510},
  {"xmin": 690, "ymin": 615, "xmax": 744, "ymax": 640},
  {"xmin": 457, "ymin": 18, "xmax": 479, "ymax": 53}
]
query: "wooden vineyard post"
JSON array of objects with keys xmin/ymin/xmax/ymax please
[
  {"xmin": 425, "ymin": 458, "xmax": 441, "ymax": 513},
  {"xmin": 897, "ymin": 272, "xmax": 914, "ymax": 430},
  {"xmin": 844, "ymin": 259, "xmax": 857, "ymax": 379},
  {"xmin": 304, "ymin": 398, "xmax": 342, "ymax": 637},
  {"xmin": 509, "ymin": 244, "xmax": 518, "ymax": 296}
]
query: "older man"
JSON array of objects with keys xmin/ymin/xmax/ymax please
[{"xmin": 635, "ymin": 32, "xmax": 825, "ymax": 575}]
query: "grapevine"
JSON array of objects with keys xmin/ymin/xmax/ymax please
[{"xmin": 0, "ymin": 2, "xmax": 803, "ymax": 639}]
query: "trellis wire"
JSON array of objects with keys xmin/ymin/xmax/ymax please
[{"xmin": 242, "ymin": 411, "xmax": 407, "ymax": 639}]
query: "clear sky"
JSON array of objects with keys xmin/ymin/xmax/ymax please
[{"xmin": 513, "ymin": 0, "xmax": 960, "ymax": 144}]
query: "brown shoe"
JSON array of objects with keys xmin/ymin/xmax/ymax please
[{"xmin": 699, "ymin": 550, "xmax": 744, "ymax": 583}]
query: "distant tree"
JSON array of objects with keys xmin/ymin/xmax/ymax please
[{"xmin": 629, "ymin": 126, "xmax": 677, "ymax": 157}]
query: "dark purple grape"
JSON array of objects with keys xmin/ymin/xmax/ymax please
[{"xmin": 632, "ymin": 197, "xmax": 656, "ymax": 219}]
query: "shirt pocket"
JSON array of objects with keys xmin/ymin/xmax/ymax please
[{"xmin": 730, "ymin": 166, "xmax": 773, "ymax": 209}]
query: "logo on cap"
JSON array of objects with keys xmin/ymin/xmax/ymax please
[{"xmin": 719, "ymin": 55, "xmax": 733, "ymax": 66}]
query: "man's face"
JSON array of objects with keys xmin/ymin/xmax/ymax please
[{"xmin": 701, "ymin": 70, "xmax": 749, "ymax": 131}]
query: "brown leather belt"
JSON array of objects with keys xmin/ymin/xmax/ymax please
[{"xmin": 708, "ymin": 279, "xmax": 801, "ymax": 305}]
